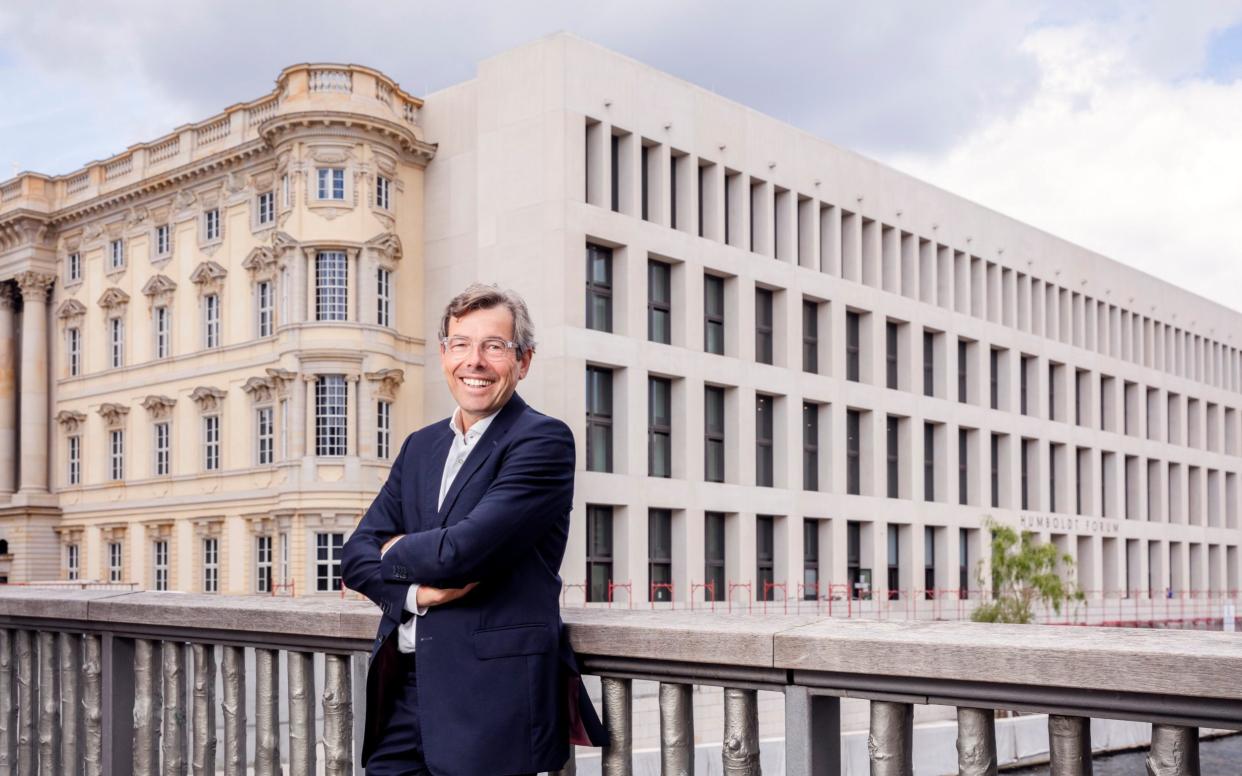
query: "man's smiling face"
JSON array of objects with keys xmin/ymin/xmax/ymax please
[{"xmin": 441, "ymin": 304, "xmax": 532, "ymax": 431}]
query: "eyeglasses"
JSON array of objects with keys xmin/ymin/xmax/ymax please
[{"xmin": 440, "ymin": 335, "xmax": 520, "ymax": 361}]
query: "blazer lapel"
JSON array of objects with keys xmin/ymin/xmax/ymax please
[
  {"xmin": 436, "ymin": 394, "xmax": 527, "ymax": 525},
  {"xmin": 422, "ymin": 426, "xmax": 454, "ymax": 530}
]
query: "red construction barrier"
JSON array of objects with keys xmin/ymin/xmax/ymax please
[
  {"xmin": 560, "ymin": 583, "xmax": 587, "ymax": 608},
  {"xmin": 272, "ymin": 581, "xmax": 296, "ymax": 597},
  {"xmin": 607, "ymin": 581, "xmax": 633, "ymax": 609},
  {"xmin": 690, "ymin": 581, "xmax": 717, "ymax": 611},
  {"xmin": 796, "ymin": 581, "xmax": 821, "ymax": 615},
  {"xmin": 649, "ymin": 582, "xmax": 675, "ymax": 609},
  {"xmin": 762, "ymin": 582, "xmax": 788, "ymax": 615},
  {"xmin": 727, "ymin": 582, "xmax": 752, "ymax": 614}
]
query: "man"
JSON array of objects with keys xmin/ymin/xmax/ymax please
[{"xmin": 342, "ymin": 284, "xmax": 605, "ymax": 775}]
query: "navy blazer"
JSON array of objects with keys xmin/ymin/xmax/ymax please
[{"xmin": 341, "ymin": 393, "xmax": 605, "ymax": 776}]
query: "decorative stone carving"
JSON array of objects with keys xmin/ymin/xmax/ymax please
[
  {"xmin": 190, "ymin": 386, "xmax": 227, "ymax": 411},
  {"xmin": 172, "ymin": 189, "xmax": 198, "ymax": 218},
  {"xmin": 98, "ymin": 402, "xmax": 130, "ymax": 428},
  {"xmin": 141, "ymin": 274, "xmax": 178, "ymax": 308},
  {"xmin": 265, "ymin": 368, "xmax": 297, "ymax": 397},
  {"xmin": 15, "ymin": 271, "xmax": 55, "ymax": 301},
  {"xmin": 242, "ymin": 376, "xmax": 275, "ymax": 403},
  {"xmin": 97, "ymin": 287, "xmax": 131, "ymax": 311},
  {"xmin": 190, "ymin": 261, "xmax": 228, "ymax": 295},
  {"xmin": 125, "ymin": 206, "xmax": 150, "ymax": 231},
  {"xmin": 0, "ymin": 284, "xmax": 16, "ymax": 311},
  {"xmin": 140, "ymin": 395, "xmax": 177, "ymax": 419},
  {"xmin": 56, "ymin": 298, "xmax": 87, "ymax": 321},
  {"xmin": 365, "ymin": 232, "xmax": 403, "ymax": 265},
  {"xmin": 272, "ymin": 231, "xmax": 300, "ymax": 254},
  {"xmin": 55, "ymin": 410, "xmax": 87, "ymax": 432},
  {"xmin": 242, "ymin": 246, "xmax": 279, "ymax": 280},
  {"xmin": 365, "ymin": 368, "xmax": 405, "ymax": 400}
]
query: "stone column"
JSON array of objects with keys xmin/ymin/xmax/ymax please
[
  {"xmin": 16, "ymin": 272, "xmax": 54, "ymax": 493},
  {"xmin": 346, "ymin": 374, "xmax": 359, "ymax": 457},
  {"xmin": 303, "ymin": 375, "xmax": 317, "ymax": 458},
  {"xmin": 0, "ymin": 284, "xmax": 17, "ymax": 495}
]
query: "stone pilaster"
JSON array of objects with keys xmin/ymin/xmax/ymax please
[
  {"xmin": 15, "ymin": 272, "xmax": 54, "ymax": 493},
  {"xmin": 0, "ymin": 284, "xmax": 17, "ymax": 496}
]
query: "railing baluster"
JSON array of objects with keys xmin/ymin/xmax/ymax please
[
  {"xmin": 1047, "ymin": 715, "xmax": 1092, "ymax": 776},
  {"xmin": 15, "ymin": 630, "xmax": 33, "ymax": 775},
  {"xmin": 288, "ymin": 651, "xmax": 316, "ymax": 776},
  {"xmin": 191, "ymin": 644, "xmax": 216, "ymax": 776},
  {"xmin": 162, "ymin": 641, "xmax": 187, "ymax": 776},
  {"xmin": 955, "ymin": 707, "xmax": 997, "ymax": 776},
  {"xmin": 722, "ymin": 687, "xmax": 760, "ymax": 776},
  {"xmin": 322, "ymin": 654, "xmax": 352, "ymax": 776},
  {"xmin": 59, "ymin": 633, "xmax": 81, "ymax": 776},
  {"xmin": 36, "ymin": 631, "xmax": 59, "ymax": 774},
  {"xmin": 133, "ymin": 639, "xmax": 162, "ymax": 774},
  {"xmin": 0, "ymin": 629, "xmax": 15, "ymax": 776},
  {"xmin": 601, "ymin": 676, "xmax": 632, "ymax": 776},
  {"xmin": 659, "ymin": 682, "xmax": 694, "ymax": 776},
  {"xmin": 254, "ymin": 648, "xmax": 280, "ymax": 776},
  {"xmin": 868, "ymin": 700, "xmax": 913, "ymax": 776},
  {"xmin": 1146, "ymin": 724, "xmax": 1200, "ymax": 776},
  {"xmin": 82, "ymin": 635, "xmax": 102, "ymax": 776},
  {"xmin": 221, "ymin": 646, "xmax": 246, "ymax": 776}
]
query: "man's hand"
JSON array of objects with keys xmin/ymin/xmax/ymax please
[
  {"xmin": 380, "ymin": 534, "xmax": 404, "ymax": 558},
  {"xmin": 416, "ymin": 582, "xmax": 479, "ymax": 609}
]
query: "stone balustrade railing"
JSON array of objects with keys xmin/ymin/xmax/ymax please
[{"xmin": 0, "ymin": 587, "xmax": 1237, "ymax": 775}]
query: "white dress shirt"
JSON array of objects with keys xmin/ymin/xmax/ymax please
[{"xmin": 396, "ymin": 407, "xmax": 498, "ymax": 653}]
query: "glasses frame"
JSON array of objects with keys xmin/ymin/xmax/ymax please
[{"xmin": 440, "ymin": 335, "xmax": 522, "ymax": 361}]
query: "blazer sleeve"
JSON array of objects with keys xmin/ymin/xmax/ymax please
[
  {"xmin": 379, "ymin": 417, "xmax": 574, "ymax": 587},
  {"xmin": 341, "ymin": 432, "xmax": 414, "ymax": 625}
]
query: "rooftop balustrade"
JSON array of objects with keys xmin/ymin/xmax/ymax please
[{"xmin": 0, "ymin": 587, "xmax": 1236, "ymax": 775}]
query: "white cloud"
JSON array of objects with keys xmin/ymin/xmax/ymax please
[{"xmin": 885, "ymin": 14, "xmax": 1242, "ymax": 314}]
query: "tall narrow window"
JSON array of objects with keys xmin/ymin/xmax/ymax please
[
  {"xmin": 704, "ymin": 274, "xmax": 725, "ymax": 355},
  {"xmin": 923, "ymin": 331, "xmax": 935, "ymax": 397},
  {"xmin": 108, "ymin": 542, "xmax": 123, "ymax": 583},
  {"xmin": 203, "ymin": 537, "xmax": 219, "ymax": 593},
  {"xmin": 256, "ymin": 407, "xmax": 274, "ymax": 465},
  {"xmin": 924, "ymin": 526, "xmax": 936, "ymax": 598},
  {"xmin": 959, "ymin": 529, "xmax": 969, "ymax": 594},
  {"xmin": 256, "ymin": 535, "xmax": 273, "ymax": 594},
  {"xmin": 155, "ymin": 224, "xmax": 171, "ymax": 256},
  {"xmin": 257, "ymin": 280, "xmax": 274, "ymax": 337},
  {"xmin": 586, "ymin": 505, "xmax": 613, "ymax": 602},
  {"xmin": 755, "ymin": 288, "xmax": 773, "ymax": 365},
  {"xmin": 704, "ymin": 512, "xmax": 725, "ymax": 601},
  {"xmin": 847, "ymin": 521, "xmax": 862, "ymax": 599},
  {"xmin": 315, "ymin": 375, "xmax": 348, "ymax": 456},
  {"xmin": 647, "ymin": 260, "xmax": 671, "ymax": 344},
  {"xmin": 648, "ymin": 376, "xmax": 671, "ymax": 478},
  {"xmin": 109, "ymin": 317, "xmax": 124, "ymax": 369},
  {"xmin": 924, "ymin": 423, "xmax": 935, "ymax": 501},
  {"xmin": 669, "ymin": 153, "xmax": 678, "ymax": 229},
  {"xmin": 317, "ymin": 168, "xmax": 345, "ymax": 200},
  {"xmin": 990, "ymin": 433, "xmax": 1000, "ymax": 508},
  {"xmin": 203, "ymin": 294, "xmax": 220, "ymax": 348},
  {"xmin": 585, "ymin": 243, "xmax": 613, "ymax": 333},
  {"xmin": 316, "ymin": 251, "xmax": 348, "ymax": 321},
  {"xmin": 803, "ymin": 520, "xmax": 820, "ymax": 599},
  {"xmin": 376, "ymin": 268, "xmax": 391, "ymax": 328},
  {"xmin": 957, "ymin": 339, "xmax": 968, "ymax": 403},
  {"xmin": 648, "ymin": 508, "xmax": 672, "ymax": 602},
  {"xmin": 67, "ymin": 327, "xmax": 81, "ymax": 376},
  {"xmin": 756, "ymin": 394, "xmax": 773, "ymax": 487},
  {"xmin": 68, "ymin": 252, "xmax": 81, "ymax": 282},
  {"xmin": 845, "ymin": 312, "xmax": 860, "ymax": 382},
  {"xmin": 640, "ymin": 145, "xmax": 650, "ymax": 221},
  {"xmin": 705, "ymin": 386, "xmax": 725, "ymax": 483},
  {"xmin": 154, "ymin": 422, "xmax": 170, "ymax": 476},
  {"xmin": 67, "ymin": 544, "xmax": 79, "ymax": 581},
  {"xmin": 802, "ymin": 299, "xmax": 819, "ymax": 373},
  {"xmin": 1020, "ymin": 356, "xmax": 1031, "ymax": 415},
  {"xmin": 886, "ymin": 416, "xmax": 899, "ymax": 499},
  {"xmin": 803, "ymin": 403, "xmax": 819, "ymax": 491},
  {"xmin": 375, "ymin": 175, "xmax": 391, "ymax": 210},
  {"xmin": 990, "ymin": 349, "xmax": 1000, "ymax": 409},
  {"xmin": 958, "ymin": 428, "xmax": 969, "ymax": 506},
  {"xmin": 110, "ymin": 239, "xmax": 125, "ymax": 270},
  {"xmin": 109, "ymin": 429, "xmax": 124, "ymax": 481},
  {"xmin": 257, "ymin": 191, "xmax": 275, "ymax": 225},
  {"xmin": 204, "ymin": 209, "xmax": 220, "ymax": 241},
  {"xmin": 153, "ymin": 540, "xmax": 169, "ymax": 592},
  {"xmin": 154, "ymin": 306, "xmax": 170, "ymax": 359},
  {"xmin": 204, "ymin": 415, "xmax": 220, "ymax": 471},
  {"xmin": 886, "ymin": 321, "xmax": 899, "ymax": 390},
  {"xmin": 315, "ymin": 532, "xmax": 344, "ymax": 591},
  {"xmin": 68, "ymin": 435, "xmax": 80, "ymax": 485},
  {"xmin": 377, "ymin": 401, "xmax": 392, "ymax": 460},
  {"xmin": 585, "ymin": 366, "xmax": 613, "ymax": 473},
  {"xmin": 887, "ymin": 524, "xmax": 900, "ymax": 599},
  {"xmin": 609, "ymin": 135, "xmax": 620, "ymax": 212},
  {"xmin": 846, "ymin": 409, "xmax": 861, "ymax": 495},
  {"xmin": 757, "ymin": 516, "xmax": 775, "ymax": 601},
  {"xmin": 1021, "ymin": 439, "xmax": 1031, "ymax": 510}
]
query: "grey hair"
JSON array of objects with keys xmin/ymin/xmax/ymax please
[{"xmin": 438, "ymin": 283, "xmax": 537, "ymax": 357}]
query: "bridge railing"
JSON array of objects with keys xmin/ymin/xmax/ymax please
[{"xmin": 0, "ymin": 588, "xmax": 1238, "ymax": 776}]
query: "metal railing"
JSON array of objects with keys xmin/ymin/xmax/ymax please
[{"xmin": 0, "ymin": 588, "xmax": 1237, "ymax": 775}]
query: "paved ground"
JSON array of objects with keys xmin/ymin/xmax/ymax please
[{"xmin": 1005, "ymin": 732, "xmax": 1241, "ymax": 774}]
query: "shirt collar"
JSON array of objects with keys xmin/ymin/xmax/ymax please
[{"xmin": 450, "ymin": 406, "xmax": 498, "ymax": 444}]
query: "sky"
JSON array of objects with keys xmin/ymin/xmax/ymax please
[{"xmin": 2, "ymin": 0, "xmax": 1241, "ymax": 313}]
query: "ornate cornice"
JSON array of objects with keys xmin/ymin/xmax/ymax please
[
  {"xmin": 56, "ymin": 298, "xmax": 87, "ymax": 320},
  {"xmin": 364, "ymin": 231, "xmax": 402, "ymax": 264},
  {"xmin": 15, "ymin": 271, "xmax": 55, "ymax": 300},
  {"xmin": 190, "ymin": 386, "xmax": 227, "ymax": 411},
  {"xmin": 190, "ymin": 260, "xmax": 228, "ymax": 295},
  {"xmin": 141, "ymin": 274, "xmax": 178, "ymax": 298},
  {"xmin": 140, "ymin": 395, "xmax": 177, "ymax": 419},
  {"xmin": 97, "ymin": 287, "xmax": 130, "ymax": 311},
  {"xmin": 97, "ymin": 402, "xmax": 130, "ymax": 427},
  {"xmin": 259, "ymin": 111, "xmax": 436, "ymax": 166},
  {"xmin": 242, "ymin": 246, "xmax": 280, "ymax": 279},
  {"xmin": 55, "ymin": 410, "xmax": 87, "ymax": 432},
  {"xmin": 0, "ymin": 213, "xmax": 54, "ymax": 253},
  {"xmin": 265, "ymin": 367, "xmax": 297, "ymax": 397},
  {"xmin": 241, "ymin": 376, "xmax": 275, "ymax": 403},
  {"xmin": 365, "ymin": 368, "xmax": 405, "ymax": 400}
]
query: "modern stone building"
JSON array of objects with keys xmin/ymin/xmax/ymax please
[{"xmin": 1, "ymin": 35, "xmax": 1240, "ymax": 608}]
